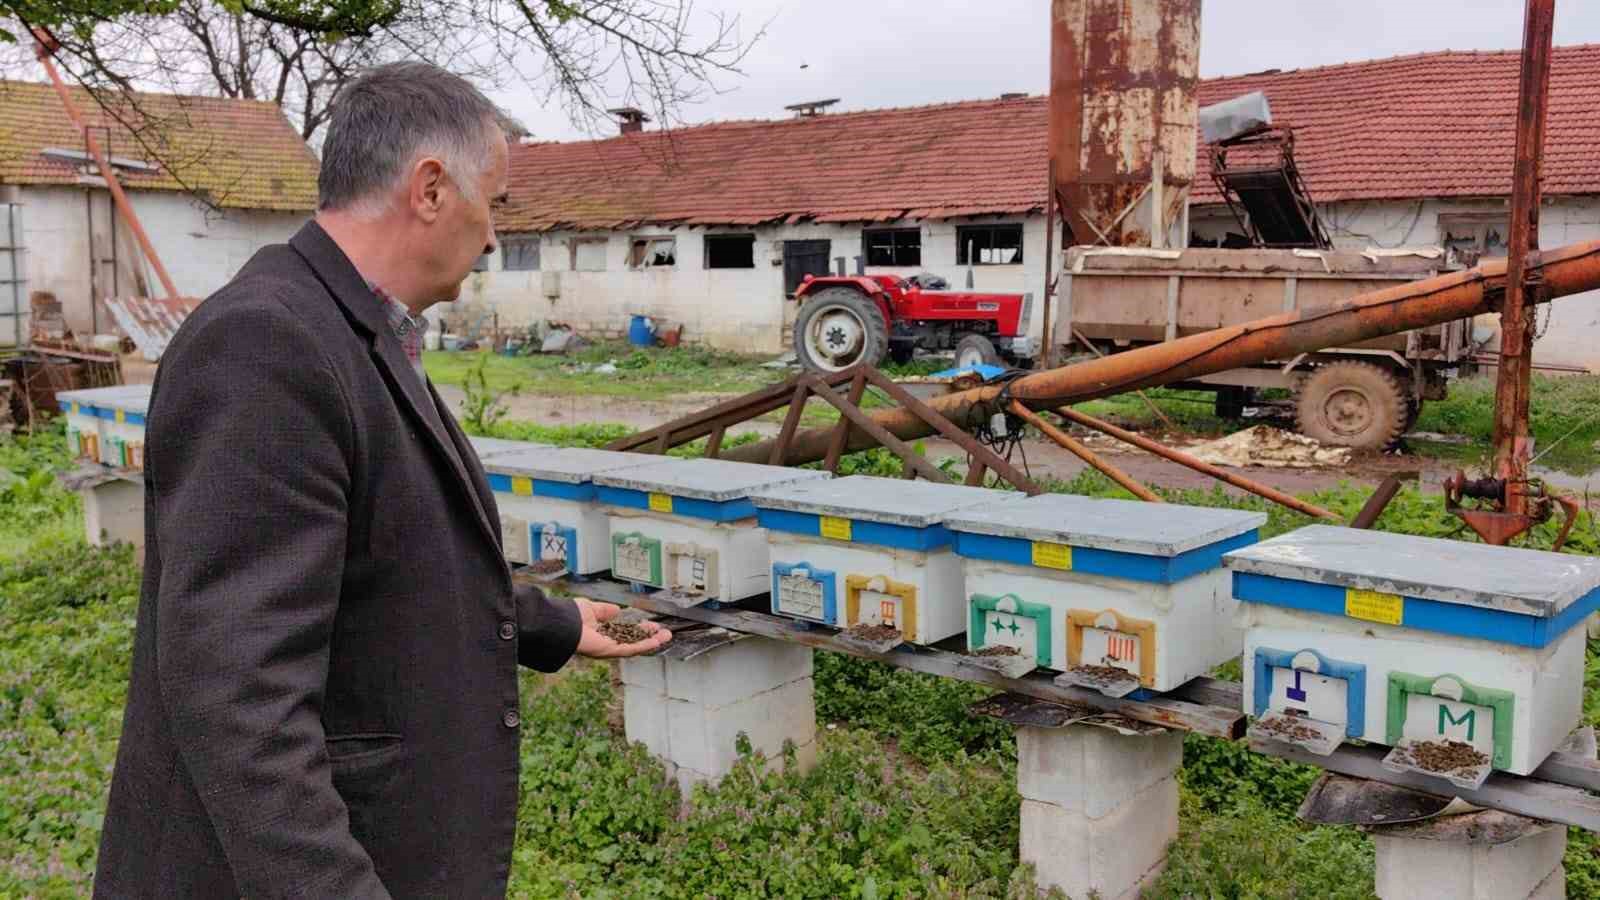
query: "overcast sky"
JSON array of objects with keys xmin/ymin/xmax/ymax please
[{"xmin": 490, "ymin": 0, "xmax": 1600, "ymax": 143}]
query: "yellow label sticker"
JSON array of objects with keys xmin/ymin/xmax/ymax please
[
  {"xmin": 115, "ymin": 409, "xmax": 126, "ymax": 424},
  {"xmin": 1345, "ymin": 588, "xmax": 1403, "ymax": 626},
  {"xmin": 819, "ymin": 516, "xmax": 853, "ymax": 542},
  {"xmin": 1031, "ymin": 541, "xmax": 1073, "ymax": 570},
  {"xmin": 648, "ymin": 493, "xmax": 674, "ymax": 513},
  {"xmin": 511, "ymin": 476, "xmax": 533, "ymax": 496},
  {"xmin": 70, "ymin": 402, "xmax": 80, "ymax": 415}
]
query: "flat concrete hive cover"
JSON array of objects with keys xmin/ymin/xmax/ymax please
[
  {"xmin": 486, "ymin": 447, "xmax": 658, "ymax": 484},
  {"xmin": 101, "ymin": 385, "xmax": 151, "ymax": 415},
  {"xmin": 468, "ymin": 436, "xmax": 548, "ymax": 459},
  {"xmin": 944, "ymin": 492, "xmax": 1267, "ymax": 557},
  {"xmin": 1223, "ymin": 524, "xmax": 1600, "ymax": 616},
  {"xmin": 751, "ymin": 475, "xmax": 1004, "ymax": 528},
  {"xmin": 591, "ymin": 457, "xmax": 830, "ymax": 502}
]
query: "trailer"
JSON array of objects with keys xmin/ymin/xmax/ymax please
[{"xmin": 1055, "ymin": 246, "xmax": 1478, "ymax": 448}]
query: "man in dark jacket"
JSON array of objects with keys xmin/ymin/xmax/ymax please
[{"xmin": 92, "ymin": 62, "xmax": 670, "ymax": 898}]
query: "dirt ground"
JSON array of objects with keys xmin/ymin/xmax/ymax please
[{"xmin": 428, "ymin": 383, "xmax": 1599, "ymax": 501}]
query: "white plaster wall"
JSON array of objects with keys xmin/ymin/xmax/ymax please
[
  {"xmin": 448, "ymin": 216, "xmax": 1049, "ymax": 354},
  {"xmin": 20, "ymin": 184, "xmax": 308, "ymax": 335},
  {"xmin": 1191, "ymin": 196, "xmax": 1600, "ymax": 371}
]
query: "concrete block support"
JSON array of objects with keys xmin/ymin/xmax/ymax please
[
  {"xmin": 82, "ymin": 478, "xmax": 144, "ymax": 549},
  {"xmin": 1372, "ymin": 820, "xmax": 1566, "ymax": 900},
  {"xmin": 1016, "ymin": 725, "xmax": 1182, "ymax": 900},
  {"xmin": 619, "ymin": 637, "xmax": 817, "ymax": 796}
]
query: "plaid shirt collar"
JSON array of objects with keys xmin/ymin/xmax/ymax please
[{"xmin": 366, "ymin": 281, "xmax": 430, "ymax": 383}]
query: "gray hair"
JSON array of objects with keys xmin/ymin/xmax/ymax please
[{"xmin": 318, "ymin": 62, "xmax": 503, "ymax": 217}]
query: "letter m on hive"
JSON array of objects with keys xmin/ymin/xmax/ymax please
[{"xmin": 1438, "ymin": 705, "xmax": 1476, "ymax": 741}]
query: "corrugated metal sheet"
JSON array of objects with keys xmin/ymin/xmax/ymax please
[{"xmin": 103, "ymin": 295, "xmax": 204, "ymax": 361}]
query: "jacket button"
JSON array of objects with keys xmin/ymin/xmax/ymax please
[
  {"xmin": 499, "ymin": 621, "xmax": 516, "ymax": 640},
  {"xmin": 502, "ymin": 709, "xmax": 520, "ymax": 729}
]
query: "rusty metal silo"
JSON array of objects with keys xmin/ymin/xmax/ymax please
[{"xmin": 1049, "ymin": 0, "xmax": 1201, "ymax": 248}]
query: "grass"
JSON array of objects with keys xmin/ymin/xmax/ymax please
[
  {"xmin": 1414, "ymin": 373, "xmax": 1600, "ymax": 474},
  {"xmin": 423, "ymin": 342, "xmax": 779, "ymax": 402},
  {"xmin": 4, "ymin": 413, "xmax": 1599, "ymax": 897}
]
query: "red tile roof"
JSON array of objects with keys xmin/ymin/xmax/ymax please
[
  {"xmin": 0, "ymin": 79, "xmax": 319, "ymax": 211},
  {"xmin": 502, "ymin": 44, "xmax": 1600, "ymax": 232}
]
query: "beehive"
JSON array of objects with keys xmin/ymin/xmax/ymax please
[
  {"xmin": 1225, "ymin": 525, "xmax": 1600, "ymax": 785},
  {"xmin": 751, "ymin": 475, "xmax": 1004, "ymax": 645},
  {"xmin": 594, "ymin": 459, "xmax": 830, "ymax": 603},
  {"xmin": 57, "ymin": 385, "xmax": 150, "ymax": 471},
  {"xmin": 485, "ymin": 447, "xmax": 654, "ymax": 575},
  {"xmin": 56, "ymin": 388, "xmax": 107, "ymax": 464},
  {"xmin": 947, "ymin": 494, "xmax": 1265, "ymax": 695}
]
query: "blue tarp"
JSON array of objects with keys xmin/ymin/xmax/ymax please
[{"xmin": 926, "ymin": 363, "xmax": 1008, "ymax": 381}]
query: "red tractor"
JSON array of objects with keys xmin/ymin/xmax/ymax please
[{"xmin": 791, "ymin": 272, "xmax": 1037, "ymax": 372}]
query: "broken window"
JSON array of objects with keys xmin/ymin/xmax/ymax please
[
  {"xmin": 862, "ymin": 228, "xmax": 921, "ymax": 266},
  {"xmin": 628, "ymin": 236, "xmax": 677, "ymax": 269},
  {"xmin": 1439, "ymin": 214, "xmax": 1509, "ymax": 268},
  {"xmin": 704, "ymin": 233, "xmax": 755, "ymax": 269},
  {"xmin": 956, "ymin": 224, "xmax": 1024, "ymax": 265},
  {"xmin": 501, "ymin": 235, "xmax": 540, "ymax": 271},
  {"xmin": 571, "ymin": 237, "xmax": 607, "ymax": 271}
]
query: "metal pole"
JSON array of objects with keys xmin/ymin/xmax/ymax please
[
  {"xmin": 33, "ymin": 32, "xmax": 179, "ymax": 299},
  {"xmin": 1011, "ymin": 401, "xmax": 1161, "ymax": 501},
  {"xmin": 1053, "ymin": 405, "xmax": 1341, "ymax": 521},
  {"xmin": 1492, "ymin": 0, "xmax": 1556, "ymax": 511},
  {"xmin": 1041, "ymin": 158, "xmax": 1058, "ymax": 369}
]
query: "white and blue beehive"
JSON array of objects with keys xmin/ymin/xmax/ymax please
[
  {"xmin": 1225, "ymin": 525, "xmax": 1600, "ymax": 786},
  {"xmin": 57, "ymin": 384, "xmax": 151, "ymax": 472},
  {"xmin": 750, "ymin": 475, "xmax": 1006, "ymax": 645},
  {"xmin": 946, "ymin": 493, "xmax": 1266, "ymax": 695},
  {"xmin": 56, "ymin": 387, "xmax": 108, "ymax": 464},
  {"xmin": 594, "ymin": 458, "xmax": 830, "ymax": 603},
  {"xmin": 485, "ymin": 447, "xmax": 655, "ymax": 574}
]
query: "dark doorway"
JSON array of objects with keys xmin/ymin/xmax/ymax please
[{"xmin": 783, "ymin": 239, "xmax": 831, "ymax": 296}]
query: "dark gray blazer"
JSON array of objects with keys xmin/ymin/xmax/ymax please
[{"xmin": 93, "ymin": 220, "xmax": 582, "ymax": 898}]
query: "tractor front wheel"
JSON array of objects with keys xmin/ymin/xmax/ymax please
[
  {"xmin": 954, "ymin": 333, "xmax": 1002, "ymax": 370},
  {"xmin": 794, "ymin": 287, "xmax": 889, "ymax": 372}
]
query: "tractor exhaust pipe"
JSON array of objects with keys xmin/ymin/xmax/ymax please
[{"xmin": 724, "ymin": 239, "xmax": 1600, "ymax": 467}]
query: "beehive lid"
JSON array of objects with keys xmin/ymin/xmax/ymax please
[
  {"xmin": 468, "ymin": 435, "xmax": 549, "ymax": 459},
  {"xmin": 591, "ymin": 458, "xmax": 829, "ymax": 502},
  {"xmin": 98, "ymin": 385, "xmax": 151, "ymax": 415},
  {"xmin": 751, "ymin": 475, "xmax": 1002, "ymax": 528},
  {"xmin": 57, "ymin": 384, "xmax": 150, "ymax": 415},
  {"xmin": 945, "ymin": 492, "xmax": 1267, "ymax": 557},
  {"xmin": 1223, "ymin": 524, "xmax": 1600, "ymax": 616},
  {"xmin": 486, "ymin": 447, "xmax": 657, "ymax": 484}
]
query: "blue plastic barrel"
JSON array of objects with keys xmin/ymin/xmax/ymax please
[{"xmin": 627, "ymin": 315, "xmax": 656, "ymax": 347}]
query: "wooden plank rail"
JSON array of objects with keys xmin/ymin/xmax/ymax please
[
  {"xmin": 550, "ymin": 575, "xmax": 1245, "ymax": 740},
  {"xmin": 539, "ymin": 572, "xmax": 1600, "ymax": 832}
]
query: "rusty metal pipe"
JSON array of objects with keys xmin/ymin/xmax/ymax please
[
  {"xmin": 1009, "ymin": 401, "xmax": 1161, "ymax": 502},
  {"xmin": 1492, "ymin": 0, "xmax": 1555, "ymax": 501},
  {"xmin": 723, "ymin": 240, "xmax": 1600, "ymax": 467},
  {"xmin": 1053, "ymin": 406, "xmax": 1340, "ymax": 520},
  {"xmin": 34, "ymin": 32, "xmax": 180, "ymax": 300}
]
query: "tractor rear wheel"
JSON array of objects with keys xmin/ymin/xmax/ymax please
[
  {"xmin": 954, "ymin": 333, "xmax": 1002, "ymax": 369},
  {"xmin": 1294, "ymin": 360, "xmax": 1410, "ymax": 450},
  {"xmin": 794, "ymin": 287, "xmax": 889, "ymax": 372}
]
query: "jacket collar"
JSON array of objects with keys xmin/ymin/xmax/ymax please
[{"xmin": 287, "ymin": 219, "xmax": 509, "ymax": 575}]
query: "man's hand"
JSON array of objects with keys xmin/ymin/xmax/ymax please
[{"xmin": 573, "ymin": 598, "xmax": 672, "ymax": 658}]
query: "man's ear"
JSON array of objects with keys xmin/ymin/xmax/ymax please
[{"xmin": 410, "ymin": 157, "xmax": 447, "ymax": 224}]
